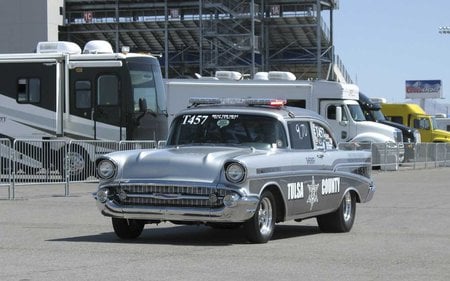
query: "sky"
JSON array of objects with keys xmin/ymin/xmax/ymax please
[{"xmin": 333, "ymin": 1, "xmax": 450, "ymax": 114}]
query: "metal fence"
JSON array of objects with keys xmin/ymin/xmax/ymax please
[{"xmin": 1, "ymin": 139, "xmax": 449, "ymax": 200}]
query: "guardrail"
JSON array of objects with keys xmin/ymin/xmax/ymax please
[{"xmin": 1, "ymin": 139, "xmax": 449, "ymax": 200}]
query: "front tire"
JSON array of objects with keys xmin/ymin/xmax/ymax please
[
  {"xmin": 317, "ymin": 191, "xmax": 356, "ymax": 233},
  {"xmin": 244, "ymin": 191, "xmax": 276, "ymax": 243},
  {"xmin": 112, "ymin": 218, "xmax": 145, "ymax": 239}
]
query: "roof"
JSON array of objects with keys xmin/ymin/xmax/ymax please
[{"xmin": 176, "ymin": 103, "xmax": 326, "ymax": 123}]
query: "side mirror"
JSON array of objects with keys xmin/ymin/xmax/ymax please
[{"xmin": 138, "ymin": 98, "xmax": 148, "ymax": 113}]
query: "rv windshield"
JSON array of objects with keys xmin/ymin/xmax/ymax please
[{"xmin": 127, "ymin": 58, "xmax": 166, "ymax": 114}]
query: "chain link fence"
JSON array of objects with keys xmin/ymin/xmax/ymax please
[{"xmin": 1, "ymin": 139, "xmax": 449, "ymax": 200}]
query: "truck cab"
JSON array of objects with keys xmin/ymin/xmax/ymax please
[
  {"xmin": 381, "ymin": 103, "xmax": 450, "ymax": 143},
  {"xmin": 358, "ymin": 94, "xmax": 420, "ymax": 161}
]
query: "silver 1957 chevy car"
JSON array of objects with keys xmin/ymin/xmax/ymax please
[{"xmin": 94, "ymin": 98, "xmax": 375, "ymax": 243}]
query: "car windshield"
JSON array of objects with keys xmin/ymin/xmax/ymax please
[{"xmin": 168, "ymin": 113, "xmax": 288, "ymax": 149}]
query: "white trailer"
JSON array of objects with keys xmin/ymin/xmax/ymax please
[{"xmin": 165, "ymin": 72, "xmax": 404, "ymax": 147}]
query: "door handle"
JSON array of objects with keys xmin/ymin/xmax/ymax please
[{"xmin": 317, "ymin": 153, "xmax": 324, "ymax": 159}]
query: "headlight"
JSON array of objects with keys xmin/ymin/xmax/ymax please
[
  {"xmin": 97, "ymin": 159, "xmax": 116, "ymax": 179},
  {"xmin": 223, "ymin": 193, "xmax": 240, "ymax": 207},
  {"xmin": 225, "ymin": 162, "xmax": 246, "ymax": 183},
  {"xmin": 96, "ymin": 188, "xmax": 110, "ymax": 203}
]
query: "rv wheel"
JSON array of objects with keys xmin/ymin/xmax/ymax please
[{"xmin": 58, "ymin": 147, "xmax": 90, "ymax": 181}]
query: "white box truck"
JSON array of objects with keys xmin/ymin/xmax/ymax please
[{"xmin": 165, "ymin": 71, "xmax": 404, "ymax": 167}]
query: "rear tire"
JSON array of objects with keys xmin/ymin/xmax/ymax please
[
  {"xmin": 112, "ymin": 218, "xmax": 145, "ymax": 239},
  {"xmin": 244, "ymin": 191, "xmax": 276, "ymax": 243},
  {"xmin": 317, "ymin": 191, "xmax": 356, "ymax": 233},
  {"xmin": 58, "ymin": 146, "xmax": 91, "ymax": 181}
]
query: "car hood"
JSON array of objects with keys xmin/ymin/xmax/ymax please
[{"xmin": 109, "ymin": 146, "xmax": 257, "ymax": 183}]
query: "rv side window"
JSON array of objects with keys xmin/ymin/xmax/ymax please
[
  {"xmin": 17, "ymin": 78, "xmax": 40, "ymax": 104},
  {"xmin": 97, "ymin": 75, "xmax": 119, "ymax": 106},
  {"xmin": 75, "ymin": 81, "xmax": 91, "ymax": 109}
]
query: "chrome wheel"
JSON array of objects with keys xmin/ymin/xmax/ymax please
[
  {"xmin": 342, "ymin": 192, "xmax": 353, "ymax": 222},
  {"xmin": 244, "ymin": 191, "xmax": 276, "ymax": 243},
  {"xmin": 258, "ymin": 197, "xmax": 273, "ymax": 235},
  {"xmin": 317, "ymin": 191, "xmax": 356, "ymax": 233}
]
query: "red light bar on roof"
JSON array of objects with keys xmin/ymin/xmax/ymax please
[
  {"xmin": 189, "ymin": 97, "xmax": 287, "ymax": 107},
  {"xmin": 244, "ymin": 98, "xmax": 287, "ymax": 107}
]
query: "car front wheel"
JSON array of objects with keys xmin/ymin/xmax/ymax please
[
  {"xmin": 317, "ymin": 191, "xmax": 356, "ymax": 232},
  {"xmin": 112, "ymin": 218, "xmax": 145, "ymax": 239},
  {"xmin": 244, "ymin": 191, "xmax": 276, "ymax": 243}
]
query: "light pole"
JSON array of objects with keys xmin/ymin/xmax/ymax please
[{"xmin": 439, "ymin": 27, "xmax": 450, "ymax": 116}]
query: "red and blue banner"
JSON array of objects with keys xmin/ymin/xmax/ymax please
[{"xmin": 405, "ymin": 80, "xmax": 442, "ymax": 99}]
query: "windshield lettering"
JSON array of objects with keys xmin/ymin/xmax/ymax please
[
  {"xmin": 182, "ymin": 115, "xmax": 209, "ymax": 125},
  {"xmin": 169, "ymin": 114, "xmax": 287, "ymax": 149}
]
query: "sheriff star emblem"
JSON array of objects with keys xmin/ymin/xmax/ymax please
[{"xmin": 306, "ymin": 176, "xmax": 319, "ymax": 210}]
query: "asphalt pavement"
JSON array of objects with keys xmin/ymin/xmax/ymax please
[{"xmin": 1, "ymin": 168, "xmax": 450, "ymax": 281}]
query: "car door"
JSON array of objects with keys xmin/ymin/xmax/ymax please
[{"xmin": 285, "ymin": 120, "xmax": 336, "ymax": 216}]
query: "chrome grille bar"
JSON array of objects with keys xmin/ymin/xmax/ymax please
[{"xmin": 115, "ymin": 184, "xmax": 227, "ymax": 208}]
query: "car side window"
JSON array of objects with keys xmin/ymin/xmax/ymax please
[
  {"xmin": 311, "ymin": 122, "xmax": 336, "ymax": 150},
  {"xmin": 288, "ymin": 121, "xmax": 313, "ymax": 149}
]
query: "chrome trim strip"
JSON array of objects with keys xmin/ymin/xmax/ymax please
[{"xmin": 126, "ymin": 193, "xmax": 210, "ymax": 201}]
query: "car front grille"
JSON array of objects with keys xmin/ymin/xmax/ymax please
[{"xmin": 114, "ymin": 184, "xmax": 229, "ymax": 208}]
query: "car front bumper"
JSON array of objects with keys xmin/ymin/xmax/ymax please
[{"xmin": 95, "ymin": 196, "xmax": 259, "ymax": 223}]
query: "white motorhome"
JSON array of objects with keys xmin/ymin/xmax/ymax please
[
  {"xmin": 165, "ymin": 71, "xmax": 404, "ymax": 165},
  {"xmin": 0, "ymin": 40, "xmax": 168, "ymax": 178}
]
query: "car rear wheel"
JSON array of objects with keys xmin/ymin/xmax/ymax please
[
  {"xmin": 317, "ymin": 191, "xmax": 356, "ymax": 233},
  {"xmin": 112, "ymin": 218, "xmax": 145, "ymax": 239},
  {"xmin": 244, "ymin": 191, "xmax": 276, "ymax": 243}
]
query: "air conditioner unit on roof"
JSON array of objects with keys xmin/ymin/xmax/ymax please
[
  {"xmin": 254, "ymin": 72, "xmax": 269, "ymax": 80},
  {"xmin": 215, "ymin": 71, "xmax": 242, "ymax": 80},
  {"xmin": 36, "ymin": 41, "xmax": 82, "ymax": 54},
  {"xmin": 83, "ymin": 40, "xmax": 114, "ymax": 54},
  {"xmin": 268, "ymin": 71, "xmax": 296, "ymax": 81}
]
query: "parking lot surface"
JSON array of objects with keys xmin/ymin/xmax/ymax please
[{"xmin": 1, "ymin": 168, "xmax": 450, "ymax": 281}]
